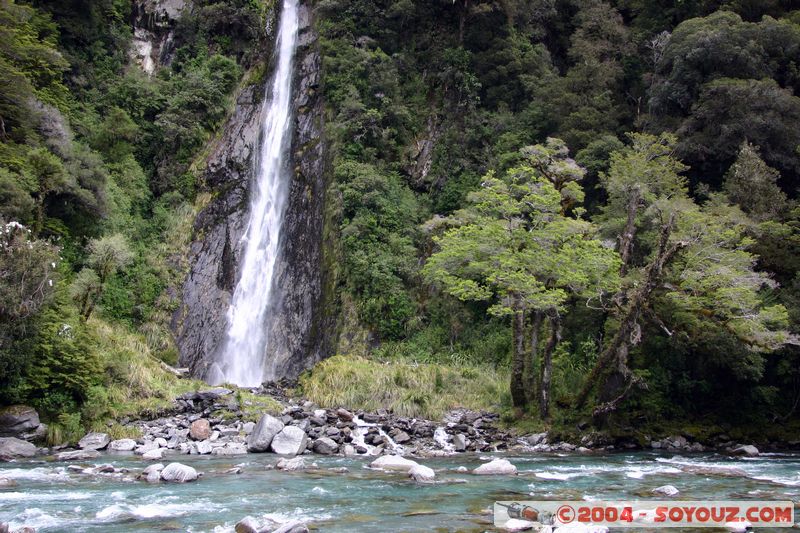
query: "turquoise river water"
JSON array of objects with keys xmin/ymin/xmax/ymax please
[{"xmin": 1, "ymin": 451, "xmax": 798, "ymax": 532}]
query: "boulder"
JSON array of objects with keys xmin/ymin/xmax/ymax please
[
  {"xmin": 0, "ymin": 406, "xmax": 40, "ymax": 437},
  {"xmin": 242, "ymin": 422, "xmax": 256, "ymax": 435},
  {"xmin": 195, "ymin": 440, "xmax": 213, "ymax": 455},
  {"xmin": 369, "ymin": 454, "xmax": 419, "ymax": 473},
  {"xmin": 336, "ymin": 408, "xmax": 354, "ymax": 421},
  {"xmin": 0, "ymin": 437, "xmax": 36, "ymax": 460},
  {"xmin": 56, "ymin": 449, "xmax": 100, "ymax": 461},
  {"xmin": 109, "ymin": 438, "xmax": 137, "ymax": 452},
  {"xmin": 142, "ymin": 448, "xmax": 165, "ymax": 460},
  {"xmin": 453, "ymin": 434, "xmax": 467, "ymax": 452},
  {"xmin": 160, "ymin": 462, "xmax": 198, "ymax": 482},
  {"xmin": 409, "ymin": 464, "xmax": 435, "ymax": 482},
  {"xmin": 190, "ymin": 419, "xmax": 212, "ymax": 440},
  {"xmin": 312, "ymin": 437, "xmax": 338, "ymax": 455},
  {"xmin": 393, "ymin": 431, "xmax": 411, "ymax": 444},
  {"xmin": 652, "ymin": 485, "xmax": 679, "ymax": 496},
  {"xmin": 140, "ymin": 462, "xmax": 164, "ymax": 482},
  {"xmin": 235, "ymin": 517, "xmax": 260, "ymax": 533},
  {"xmin": 135, "ymin": 440, "xmax": 159, "ymax": 455},
  {"xmin": 342, "ymin": 444, "xmax": 356, "ymax": 457},
  {"xmin": 270, "ymin": 426, "xmax": 308, "ymax": 455},
  {"xmin": 473, "ymin": 458, "xmax": 517, "ymax": 475},
  {"xmin": 78, "ymin": 432, "xmax": 110, "ymax": 450},
  {"xmin": 731, "ymin": 445, "xmax": 759, "ymax": 457},
  {"xmin": 247, "ymin": 414, "xmax": 284, "ymax": 452},
  {"xmin": 0, "ymin": 477, "xmax": 16, "ymax": 488},
  {"xmin": 504, "ymin": 518, "xmax": 537, "ymax": 531},
  {"xmin": 276, "ymin": 456, "xmax": 306, "ymax": 471}
]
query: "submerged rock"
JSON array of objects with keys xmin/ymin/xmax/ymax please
[
  {"xmin": 0, "ymin": 437, "xmax": 36, "ymax": 460},
  {"xmin": 212, "ymin": 443, "xmax": 247, "ymax": 455},
  {"xmin": 369, "ymin": 454, "xmax": 419, "ymax": 473},
  {"xmin": 143, "ymin": 448, "xmax": 165, "ymax": 460},
  {"xmin": 473, "ymin": 458, "xmax": 517, "ymax": 475},
  {"xmin": 247, "ymin": 414, "xmax": 284, "ymax": 452},
  {"xmin": 270, "ymin": 426, "xmax": 308, "ymax": 455},
  {"xmin": 272, "ymin": 520, "xmax": 309, "ymax": 533},
  {"xmin": 56, "ymin": 449, "xmax": 100, "ymax": 461},
  {"xmin": 0, "ymin": 477, "xmax": 17, "ymax": 488},
  {"xmin": 276, "ymin": 456, "xmax": 306, "ymax": 471},
  {"xmin": 652, "ymin": 485, "xmax": 679, "ymax": 496},
  {"xmin": 78, "ymin": 432, "xmax": 110, "ymax": 450},
  {"xmin": 160, "ymin": 462, "xmax": 198, "ymax": 482}
]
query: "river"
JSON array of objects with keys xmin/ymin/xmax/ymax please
[{"xmin": 1, "ymin": 451, "xmax": 798, "ymax": 531}]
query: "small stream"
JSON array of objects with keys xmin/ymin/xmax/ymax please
[{"xmin": 1, "ymin": 451, "xmax": 798, "ymax": 532}]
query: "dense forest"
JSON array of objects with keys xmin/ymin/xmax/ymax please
[{"xmin": 2, "ymin": 0, "xmax": 800, "ymax": 443}]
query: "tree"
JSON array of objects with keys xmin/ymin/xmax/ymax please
[
  {"xmin": 424, "ymin": 143, "xmax": 620, "ymax": 417},
  {"xmin": 723, "ymin": 141, "xmax": 788, "ymax": 222},
  {"xmin": 70, "ymin": 233, "xmax": 132, "ymax": 320},
  {"xmin": 577, "ymin": 134, "xmax": 793, "ymax": 412}
]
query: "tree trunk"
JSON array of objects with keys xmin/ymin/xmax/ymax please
[
  {"xmin": 539, "ymin": 311, "xmax": 562, "ymax": 420},
  {"xmin": 575, "ymin": 213, "xmax": 685, "ymax": 408},
  {"xmin": 510, "ymin": 306, "xmax": 527, "ymax": 411},
  {"xmin": 618, "ymin": 186, "xmax": 640, "ymax": 276},
  {"xmin": 525, "ymin": 310, "xmax": 544, "ymax": 404}
]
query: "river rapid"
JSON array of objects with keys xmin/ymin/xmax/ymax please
[{"xmin": 1, "ymin": 451, "xmax": 799, "ymax": 532}]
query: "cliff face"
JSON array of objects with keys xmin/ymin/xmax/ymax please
[
  {"xmin": 130, "ymin": 0, "xmax": 187, "ymax": 75},
  {"xmin": 174, "ymin": 1, "xmax": 337, "ymax": 381}
]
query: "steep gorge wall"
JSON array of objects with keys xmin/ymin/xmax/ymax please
[{"xmin": 173, "ymin": 1, "xmax": 338, "ymax": 382}]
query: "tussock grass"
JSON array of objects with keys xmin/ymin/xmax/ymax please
[
  {"xmin": 88, "ymin": 318, "xmax": 203, "ymax": 420},
  {"xmin": 298, "ymin": 355, "xmax": 509, "ymax": 420}
]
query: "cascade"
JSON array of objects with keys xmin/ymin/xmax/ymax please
[{"xmin": 210, "ymin": 0, "xmax": 300, "ymax": 386}]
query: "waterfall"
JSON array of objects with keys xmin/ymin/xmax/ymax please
[{"xmin": 212, "ymin": 0, "xmax": 299, "ymax": 387}]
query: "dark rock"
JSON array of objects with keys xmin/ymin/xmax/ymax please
[
  {"xmin": 0, "ymin": 406, "xmax": 40, "ymax": 438},
  {"xmin": 312, "ymin": 437, "xmax": 338, "ymax": 455},
  {"xmin": 336, "ymin": 408, "xmax": 354, "ymax": 421},
  {"xmin": 0, "ymin": 437, "xmax": 36, "ymax": 460},
  {"xmin": 247, "ymin": 415, "xmax": 284, "ymax": 452}
]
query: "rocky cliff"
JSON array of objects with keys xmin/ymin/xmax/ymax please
[{"xmin": 174, "ymin": 1, "xmax": 337, "ymax": 382}]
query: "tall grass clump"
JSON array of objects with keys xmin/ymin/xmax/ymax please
[{"xmin": 298, "ymin": 355, "xmax": 509, "ymax": 419}]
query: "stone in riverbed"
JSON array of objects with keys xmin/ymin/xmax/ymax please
[
  {"xmin": 235, "ymin": 516, "xmax": 260, "ymax": 533},
  {"xmin": 453, "ymin": 434, "xmax": 467, "ymax": 452},
  {"xmin": 312, "ymin": 437, "xmax": 338, "ymax": 455},
  {"xmin": 160, "ymin": 462, "xmax": 198, "ymax": 483},
  {"xmin": 135, "ymin": 440, "xmax": 159, "ymax": 455},
  {"xmin": 731, "ymin": 445, "xmax": 759, "ymax": 457},
  {"xmin": 242, "ymin": 421, "xmax": 255, "ymax": 435},
  {"xmin": 142, "ymin": 448, "xmax": 165, "ymax": 460},
  {"xmin": 393, "ymin": 431, "xmax": 411, "ymax": 444},
  {"xmin": 369, "ymin": 454, "xmax": 419, "ymax": 473},
  {"xmin": 276, "ymin": 456, "xmax": 307, "ymax": 471},
  {"xmin": 109, "ymin": 438, "xmax": 136, "ymax": 452},
  {"xmin": 0, "ymin": 437, "xmax": 36, "ymax": 460},
  {"xmin": 190, "ymin": 419, "xmax": 212, "ymax": 440},
  {"xmin": 652, "ymin": 485, "xmax": 679, "ymax": 496},
  {"xmin": 195, "ymin": 440, "xmax": 212, "ymax": 455},
  {"xmin": 247, "ymin": 414, "xmax": 284, "ymax": 452},
  {"xmin": 270, "ymin": 426, "xmax": 308, "ymax": 455},
  {"xmin": 78, "ymin": 432, "xmax": 110, "ymax": 450},
  {"xmin": 409, "ymin": 464, "xmax": 435, "ymax": 483},
  {"xmin": 212, "ymin": 443, "xmax": 247, "ymax": 456},
  {"xmin": 472, "ymin": 458, "xmax": 517, "ymax": 475},
  {"xmin": 336, "ymin": 408, "xmax": 354, "ymax": 421},
  {"xmin": 56, "ymin": 449, "xmax": 100, "ymax": 461},
  {"xmin": 0, "ymin": 477, "xmax": 16, "ymax": 488},
  {"xmin": 504, "ymin": 518, "xmax": 537, "ymax": 531},
  {"xmin": 0, "ymin": 405, "xmax": 40, "ymax": 437}
]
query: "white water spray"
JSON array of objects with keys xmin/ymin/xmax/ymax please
[{"xmin": 213, "ymin": 0, "xmax": 299, "ymax": 387}]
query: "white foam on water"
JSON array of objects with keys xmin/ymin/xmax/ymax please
[
  {"xmin": 434, "ymin": 427, "xmax": 454, "ymax": 452},
  {"xmin": 0, "ymin": 467, "xmax": 71, "ymax": 482},
  {"xmin": 311, "ymin": 486, "xmax": 329, "ymax": 494},
  {"xmin": 96, "ymin": 501, "xmax": 214, "ymax": 520},
  {"xmin": 0, "ymin": 491, "xmax": 93, "ymax": 502},
  {"xmin": 7, "ymin": 507, "xmax": 67, "ymax": 530},
  {"xmin": 534, "ymin": 472, "xmax": 583, "ymax": 481}
]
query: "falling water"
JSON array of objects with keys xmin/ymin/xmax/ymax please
[{"xmin": 213, "ymin": 0, "xmax": 299, "ymax": 387}]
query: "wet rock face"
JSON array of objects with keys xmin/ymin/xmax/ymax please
[
  {"xmin": 175, "ymin": 1, "xmax": 336, "ymax": 383},
  {"xmin": 130, "ymin": 0, "xmax": 187, "ymax": 75}
]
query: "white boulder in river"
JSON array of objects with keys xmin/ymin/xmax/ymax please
[
  {"xmin": 408, "ymin": 463, "xmax": 435, "ymax": 482},
  {"xmin": 652, "ymin": 485, "xmax": 679, "ymax": 496},
  {"xmin": 247, "ymin": 414, "xmax": 284, "ymax": 452},
  {"xmin": 270, "ymin": 426, "xmax": 308, "ymax": 455},
  {"xmin": 78, "ymin": 432, "xmax": 110, "ymax": 450},
  {"xmin": 160, "ymin": 462, "xmax": 198, "ymax": 483},
  {"xmin": 108, "ymin": 438, "xmax": 136, "ymax": 451},
  {"xmin": 370, "ymin": 454, "xmax": 420, "ymax": 473},
  {"xmin": 473, "ymin": 458, "xmax": 517, "ymax": 475}
]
